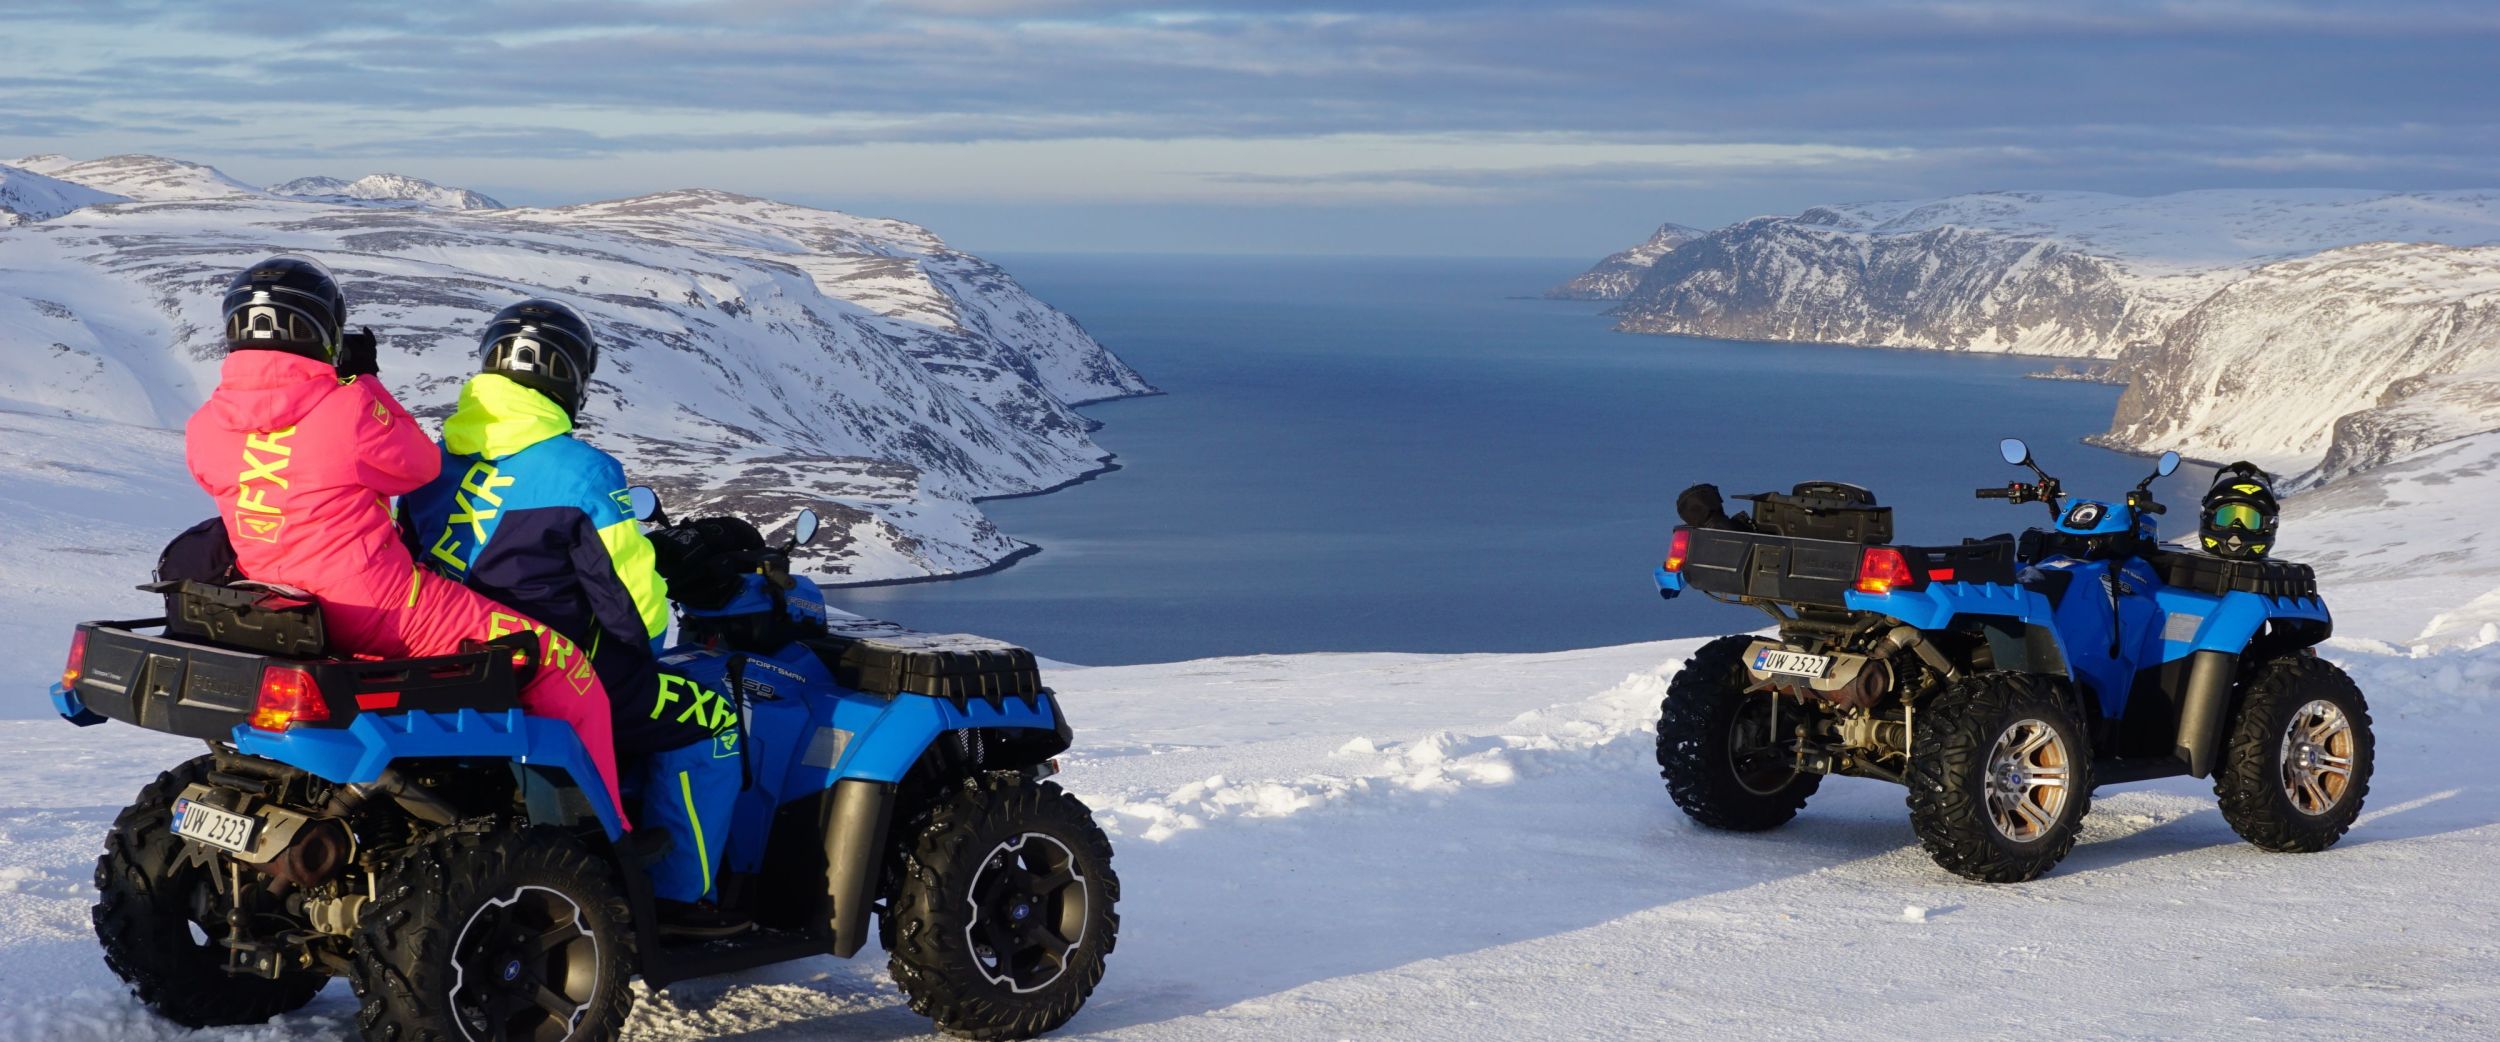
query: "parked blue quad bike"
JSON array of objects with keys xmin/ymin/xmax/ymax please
[
  {"xmin": 1653, "ymin": 439, "xmax": 2373, "ymax": 882},
  {"xmin": 49, "ymin": 493, "xmax": 1117, "ymax": 1042}
]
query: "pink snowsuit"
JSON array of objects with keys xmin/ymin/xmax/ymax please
[{"xmin": 183, "ymin": 351, "xmax": 625, "ymax": 820}]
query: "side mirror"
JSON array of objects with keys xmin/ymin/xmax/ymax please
[
  {"xmin": 793, "ymin": 508, "xmax": 821, "ymax": 547},
  {"xmin": 626, "ymin": 485, "xmax": 662, "ymax": 523},
  {"xmin": 1999, "ymin": 438, "xmax": 2031, "ymax": 466},
  {"xmin": 2155, "ymin": 450, "xmax": 2181, "ymax": 477}
]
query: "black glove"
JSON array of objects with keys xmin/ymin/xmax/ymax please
[{"xmin": 334, "ymin": 327, "xmax": 379, "ymax": 378}]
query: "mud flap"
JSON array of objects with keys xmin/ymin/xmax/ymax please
[
  {"xmin": 826, "ymin": 779, "xmax": 895, "ymax": 959},
  {"xmin": 2174, "ymin": 650, "xmax": 2239, "ymax": 778}
]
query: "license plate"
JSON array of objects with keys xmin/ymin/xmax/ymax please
[
  {"xmin": 171, "ymin": 798, "xmax": 257, "ymax": 854},
  {"xmin": 1754, "ymin": 649, "xmax": 1831, "ymax": 679}
]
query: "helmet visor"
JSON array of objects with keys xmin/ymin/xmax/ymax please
[{"xmin": 2211, "ymin": 502, "xmax": 2268, "ymax": 531}]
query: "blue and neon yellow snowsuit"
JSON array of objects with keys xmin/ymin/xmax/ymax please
[{"xmin": 402, "ymin": 373, "xmax": 737, "ymax": 904}]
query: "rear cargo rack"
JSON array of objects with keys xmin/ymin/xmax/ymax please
[
  {"xmin": 67, "ymin": 620, "xmax": 527, "ymax": 741},
  {"xmin": 1674, "ymin": 527, "xmax": 2018, "ymax": 608}
]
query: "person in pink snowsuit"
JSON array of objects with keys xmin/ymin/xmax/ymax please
[{"xmin": 182, "ymin": 256, "xmax": 625, "ymax": 819}]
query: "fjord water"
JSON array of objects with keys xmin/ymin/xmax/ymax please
[{"xmin": 837, "ymin": 255, "xmax": 2182, "ymax": 666}]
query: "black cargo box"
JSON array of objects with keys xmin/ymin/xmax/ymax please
[
  {"xmin": 2147, "ymin": 550, "xmax": 2319, "ymax": 599},
  {"xmin": 802, "ymin": 622, "xmax": 1042, "ymax": 710},
  {"xmin": 151, "ymin": 580, "xmax": 327, "ymax": 657},
  {"xmin": 1739, "ymin": 481, "xmax": 1894, "ymax": 544}
]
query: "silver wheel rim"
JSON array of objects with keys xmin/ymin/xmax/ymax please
[
  {"xmin": 1983, "ymin": 718, "xmax": 2072, "ymax": 843},
  {"xmin": 963, "ymin": 832, "xmax": 1089, "ymax": 995},
  {"xmin": 2280, "ymin": 699, "xmax": 2356, "ymax": 816},
  {"xmin": 448, "ymin": 884, "xmax": 598, "ymax": 1042}
]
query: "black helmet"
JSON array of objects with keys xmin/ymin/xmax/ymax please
[
  {"xmin": 478, "ymin": 298, "xmax": 598, "ymax": 417},
  {"xmin": 2200, "ymin": 461, "xmax": 2279, "ymax": 559},
  {"xmin": 222, "ymin": 255, "xmax": 345, "ymax": 361}
]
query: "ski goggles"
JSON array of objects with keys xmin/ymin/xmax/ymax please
[{"xmin": 2210, "ymin": 502, "xmax": 2269, "ymax": 531}]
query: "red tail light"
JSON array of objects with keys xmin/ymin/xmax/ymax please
[
  {"xmin": 249, "ymin": 665, "xmax": 329, "ymax": 732},
  {"xmin": 1663, "ymin": 529, "xmax": 1691, "ymax": 572},
  {"xmin": 61, "ymin": 630, "xmax": 87, "ymax": 689},
  {"xmin": 1855, "ymin": 547, "xmax": 1917, "ymax": 595}
]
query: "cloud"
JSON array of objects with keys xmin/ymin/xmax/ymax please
[{"xmin": 1, "ymin": 0, "xmax": 2493, "ymax": 252}]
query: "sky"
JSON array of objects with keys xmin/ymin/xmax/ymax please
[{"xmin": 1, "ymin": 0, "xmax": 2494, "ymax": 256}]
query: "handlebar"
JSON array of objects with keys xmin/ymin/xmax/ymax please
[{"xmin": 1975, "ymin": 486, "xmax": 2013, "ymax": 500}]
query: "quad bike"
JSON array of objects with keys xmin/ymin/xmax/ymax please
[
  {"xmin": 50, "ymin": 494, "xmax": 1116, "ymax": 1040},
  {"xmin": 1652, "ymin": 439, "xmax": 2373, "ymax": 882}
]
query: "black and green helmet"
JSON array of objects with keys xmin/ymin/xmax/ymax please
[{"xmin": 2200, "ymin": 461, "xmax": 2278, "ymax": 559}]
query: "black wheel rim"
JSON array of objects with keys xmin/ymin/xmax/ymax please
[
  {"xmin": 1726, "ymin": 695, "xmax": 1797, "ymax": 796},
  {"xmin": 448, "ymin": 885, "xmax": 600, "ymax": 1042},
  {"xmin": 963, "ymin": 832, "xmax": 1089, "ymax": 994}
]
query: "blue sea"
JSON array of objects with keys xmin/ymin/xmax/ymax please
[{"xmin": 837, "ymin": 255, "xmax": 2192, "ymax": 665}]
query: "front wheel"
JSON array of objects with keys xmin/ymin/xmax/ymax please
[
  {"xmin": 883, "ymin": 774, "xmax": 1119, "ymax": 1040},
  {"xmin": 349, "ymin": 826, "xmax": 636, "ymax": 1042},
  {"xmin": 1906, "ymin": 672, "xmax": 2094, "ymax": 883},
  {"xmin": 2215, "ymin": 655, "xmax": 2374, "ymax": 852},
  {"xmin": 1656, "ymin": 635, "xmax": 1821, "ymax": 831}
]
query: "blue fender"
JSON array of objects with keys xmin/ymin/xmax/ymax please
[
  {"xmin": 821, "ymin": 692, "xmax": 1064, "ymax": 784},
  {"xmin": 2165, "ymin": 590, "xmax": 2333, "ymax": 657},
  {"xmin": 1655, "ymin": 565, "xmax": 1684, "ymax": 598},
  {"xmin": 234, "ymin": 709, "xmax": 626, "ymax": 838},
  {"xmin": 1844, "ymin": 580, "xmax": 2043, "ymax": 631}
]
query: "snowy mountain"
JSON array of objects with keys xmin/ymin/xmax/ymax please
[
  {"xmin": 0, "ymin": 163, "xmax": 125, "ymax": 227},
  {"xmin": 1544, "ymin": 222, "xmax": 1704, "ymax": 299},
  {"xmin": 269, "ymin": 173, "xmax": 505, "ymax": 210},
  {"xmin": 1577, "ymin": 189, "xmax": 2500, "ymax": 479},
  {"xmin": 1605, "ymin": 189, "xmax": 2500, "ymax": 358},
  {"xmin": 2275, "ymin": 431, "xmax": 2500, "ymax": 648},
  {"xmin": 0, "ymin": 154, "xmax": 1153, "ymax": 584},
  {"xmin": 526, "ymin": 190, "xmax": 1151, "ymax": 419},
  {"xmin": 2100, "ymin": 241, "xmax": 2500, "ymax": 479},
  {"xmin": 10, "ymin": 153, "xmax": 265, "ymax": 202}
]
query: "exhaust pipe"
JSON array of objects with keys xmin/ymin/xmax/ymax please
[{"xmin": 1882, "ymin": 626, "xmax": 1959, "ymax": 682}]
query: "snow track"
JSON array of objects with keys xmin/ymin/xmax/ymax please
[{"xmin": 3, "ymin": 642, "xmax": 2494, "ymax": 1040}]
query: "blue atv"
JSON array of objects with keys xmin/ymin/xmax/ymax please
[
  {"xmin": 1653, "ymin": 439, "xmax": 2373, "ymax": 881},
  {"xmin": 50, "ymin": 495, "xmax": 1117, "ymax": 1041}
]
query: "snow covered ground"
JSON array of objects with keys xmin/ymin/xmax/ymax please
[
  {"xmin": 1, "ymin": 636, "xmax": 2493, "ymax": 1041},
  {"xmin": 0, "ymin": 403, "xmax": 2493, "ymax": 1039}
]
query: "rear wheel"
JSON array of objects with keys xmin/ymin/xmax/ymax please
[
  {"xmin": 1656, "ymin": 635, "xmax": 1821, "ymax": 831},
  {"xmin": 2215, "ymin": 655, "xmax": 2374, "ymax": 852},
  {"xmin": 92, "ymin": 755, "xmax": 327, "ymax": 1027},
  {"xmin": 1907, "ymin": 672, "xmax": 2093, "ymax": 882},
  {"xmin": 350, "ymin": 826, "xmax": 635, "ymax": 1042},
  {"xmin": 883, "ymin": 774, "xmax": 1119, "ymax": 1040}
]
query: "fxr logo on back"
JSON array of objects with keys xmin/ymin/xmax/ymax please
[{"xmin": 234, "ymin": 426, "xmax": 296, "ymax": 542}]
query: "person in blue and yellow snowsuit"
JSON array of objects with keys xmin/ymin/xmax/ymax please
[{"xmin": 402, "ymin": 298, "xmax": 749, "ymax": 938}]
